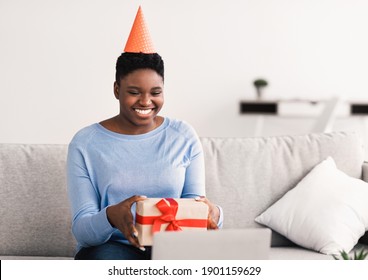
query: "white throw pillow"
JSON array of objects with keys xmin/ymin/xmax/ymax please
[{"xmin": 255, "ymin": 157, "xmax": 368, "ymax": 255}]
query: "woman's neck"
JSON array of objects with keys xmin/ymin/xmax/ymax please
[{"xmin": 99, "ymin": 115, "xmax": 164, "ymax": 135}]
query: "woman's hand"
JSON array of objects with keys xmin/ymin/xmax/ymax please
[
  {"xmin": 195, "ymin": 196, "xmax": 220, "ymax": 230},
  {"xmin": 106, "ymin": 195, "xmax": 147, "ymax": 250}
]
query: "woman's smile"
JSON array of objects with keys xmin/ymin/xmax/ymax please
[
  {"xmin": 134, "ymin": 108, "xmax": 154, "ymax": 118},
  {"xmin": 134, "ymin": 108, "xmax": 155, "ymax": 116}
]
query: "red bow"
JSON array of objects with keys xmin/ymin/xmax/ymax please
[{"xmin": 152, "ymin": 198, "xmax": 182, "ymax": 232}]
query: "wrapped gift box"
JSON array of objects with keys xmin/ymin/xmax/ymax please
[{"xmin": 135, "ymin": 198, "xmax": 208, "ymax": 246}]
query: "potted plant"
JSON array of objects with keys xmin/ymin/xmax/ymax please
[
  {"xmin": 253, "ymin": 79, "xmax": 268, "ymax": 100},
  {"xmin": 333, "ymin": 249, "xmax": 368, "ymax": 260}
]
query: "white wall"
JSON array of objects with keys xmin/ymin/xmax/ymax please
[{"xmin": 1, "ymin": 0, "xmax": 368, "ymax": 144}]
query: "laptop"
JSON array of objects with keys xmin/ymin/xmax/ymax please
[{"xmin": 152, "ymin": 228, "xmax": 271, "ymax": 260}]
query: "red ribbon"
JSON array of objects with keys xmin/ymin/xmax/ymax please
[{"xmin": 136, "ymin": 198, "xmax": 207, "ymax": 233}]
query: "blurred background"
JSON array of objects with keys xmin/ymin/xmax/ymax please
[{"xmin": 1, "ymin": 0, "xmax": 368, "ymax": 155}]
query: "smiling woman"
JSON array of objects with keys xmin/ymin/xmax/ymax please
[
  {"xmin": 66, "ymin": 7, "xmax": 223, "ymax": 260},
  {"xmin": 100, "ymin": 54, "xmax": 165, "ymax": 135}
]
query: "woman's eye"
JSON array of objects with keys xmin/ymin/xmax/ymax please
[
  {"xmin": 151, "ymin": 92, "xmax": 162, "ymax": 96},
  {"xmin": 128, "ymin": 91, "xmax": 140, "ymax": 95}
]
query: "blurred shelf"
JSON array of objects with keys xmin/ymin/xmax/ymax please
[{"xmin": 239, "ymin": 99, "xmax": 368, "ymax": 117}]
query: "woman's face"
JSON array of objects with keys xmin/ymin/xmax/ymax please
[{"xmin": 114, "ymin": 68, "xmax": 164, "ymax": 133}]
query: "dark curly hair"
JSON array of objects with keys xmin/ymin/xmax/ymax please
[{"xmin": 115, "ymin": 52, "xmax": 164, "ymax": 84}]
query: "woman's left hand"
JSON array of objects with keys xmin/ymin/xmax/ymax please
[{"xmin": 195, "ymin": 196, "xmax": 220, "ymax": 230}]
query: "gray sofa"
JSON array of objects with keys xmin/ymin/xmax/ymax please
[{"xmin": 1, "ymin": 131, "xmax": 367, "ymax": 259}]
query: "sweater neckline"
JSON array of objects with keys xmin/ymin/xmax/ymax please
[{"xmin": 94, "ymin": 117, "xmax": 169, "ymax": 140}]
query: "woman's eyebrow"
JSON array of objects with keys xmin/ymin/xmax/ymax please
[
  {"xmin": 127, "ymin": 86, "xmax": 140, "ymax": 90},
  {"xmin": 126, "ymin": 86, "xmax": 162, "ymax": 91}
]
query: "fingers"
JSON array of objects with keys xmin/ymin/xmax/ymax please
[
  {"xmin": 122, "ymin": 221, "xmax": 145, "ymax": 251},
  {"xmin": 207, "ymin": 217, "xmax": 219, "ymax": 230},
  {"xmin": 123, "ymin": 195, "xmax": 147, "ymax": 250},
  {"xmin": 195, "ymin": 195, "xmax": 206, "ymax": 202},
  {"xmin": 195, "ymin": 196, "xmax": 220, "ymax": 230},
  {"xmin": 126, "ymin": 195, "xmax": 147, "ymax": 206},
  {"xmin": 107, "ymin": 195, "xmax": 147, "ymax": 250}
]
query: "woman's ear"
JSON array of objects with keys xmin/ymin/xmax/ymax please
[{"xmin": 113, "ymin": 81, "xmax": 119, "ymax": 99}]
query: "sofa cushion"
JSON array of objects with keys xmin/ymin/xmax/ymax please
[
  {"xmin": 255, "ymin": 157, "xmax": 368, "ymax": 254},
  {"xmin": 269, "ymin": 247, "xmax": 334, "ymax": 260},
  {"xmin": 0, "ymin": 144, "xmax": 76, "ymax": 258},
  {"xmin": 201, "ymin": 132, "xmax": 364, "ymax": 246}
]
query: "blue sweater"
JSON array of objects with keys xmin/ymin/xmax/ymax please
[{"xmin": 67, "ymin": 118, "xmax": 221, "ymax": 249}]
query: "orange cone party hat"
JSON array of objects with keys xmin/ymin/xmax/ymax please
[{"xmin": 124, "ymin": 6, "xmax": 156, "ymax": 53}]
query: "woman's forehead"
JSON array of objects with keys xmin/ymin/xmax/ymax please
[{"xmin": 121, "ymin": 69, "xmax": 164, "ymax": 86}]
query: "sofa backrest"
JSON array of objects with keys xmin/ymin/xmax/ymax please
[
  {"xmin": 0, "ymin": 144, "xmax": 76, "ymax": 258},
  {"xmin": 201, "ymin": 131, "xmax": 364, "ymax": 233}
]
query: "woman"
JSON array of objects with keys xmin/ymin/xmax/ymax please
[{"xmin": 67, "ymin": 52, "xmax": 223, "ymax": 260}]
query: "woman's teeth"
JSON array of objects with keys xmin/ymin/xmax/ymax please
[{"xmin": 135, "ymin": 109, "xmax": 152, "ymax": 115}]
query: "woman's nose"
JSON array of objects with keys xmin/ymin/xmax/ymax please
[{"xmin": 140, "ymin": 95, "xmax": 152, "ymax": 106}]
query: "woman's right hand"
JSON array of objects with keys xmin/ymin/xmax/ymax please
[{"xmin": 106, "ymin": 195, "xmax": 147, "ymax": 250}]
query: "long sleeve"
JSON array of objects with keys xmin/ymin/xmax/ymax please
[
  {"xmin": 181, "ymin": 134, "xmax": 206, "ymax": 198},
  {"xmin": 67, "ymin": 142, "xmax": 115, "ymax": 247}
]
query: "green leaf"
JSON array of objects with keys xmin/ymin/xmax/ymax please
[
  {"xmin": 354, "ymin": 250, "xmax": 358, "ymax": 260},
  {"xmin": 357, "ymin": 249, "xmax": 368, "ymax": 260},
  {"xmin": 341, "ymin": 250, "xmax": 350, "ymax": 260},
  {"xmin": 333, "ymin": 255, "xmax": 340, "ymax": 260}
]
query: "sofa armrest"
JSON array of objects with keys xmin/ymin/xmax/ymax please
[{"xmin": 362, "ymin": 162, "xmax": 368, "ymax": 182}]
